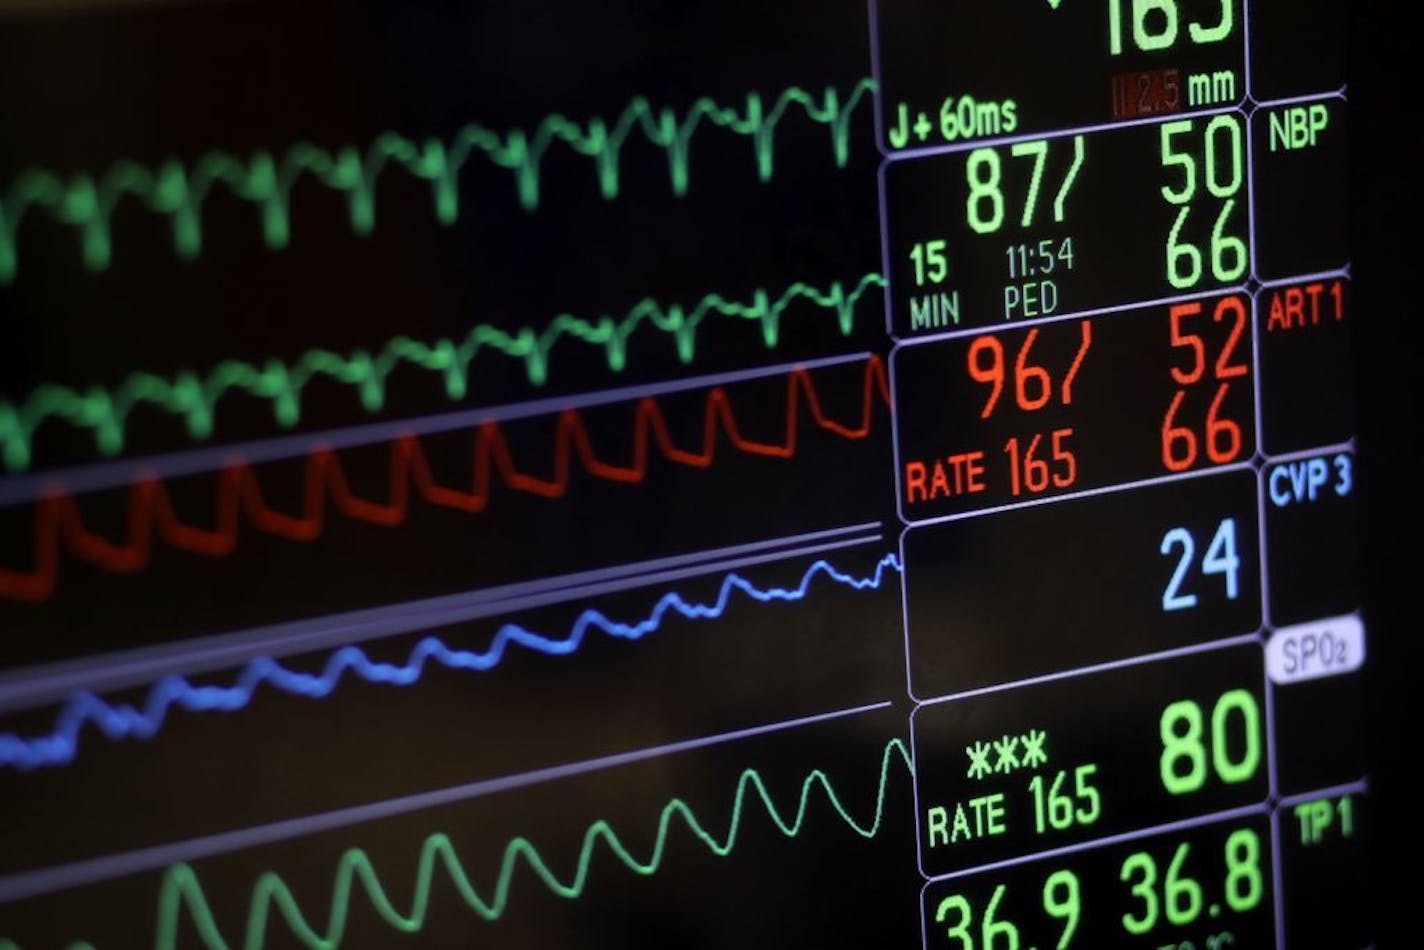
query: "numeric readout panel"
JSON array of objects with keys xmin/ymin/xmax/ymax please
[
  {"xmin": 912, "ymin": 642, "xmax": 1267, "ymax": 876},
  {"xmin": 921, "ymin": 812, "xmax": 1275, "ymax": 950},
  {"xmin": 901, "ymin": 469, "xmax": 1260, "ymax": 700},
  {"xmin": 883, "ymin": 114, "xmax": 1252, "ymax": 335},
  {"xmin": 893, "ymin": 294, "xmax": 1257, "ymax": 522},
  {"xmin": 875, "ymin": 0, "xmax": 1246, "ymax": 150}
]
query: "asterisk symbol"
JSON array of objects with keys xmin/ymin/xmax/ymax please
[
  {"xmin": 965, "ymin": 741, "xmax": 994, "ymax": 780},
  {"xmin": 993, "ymin": 734, "xmax": 1020, "ymax": 774},
  {"xmin": 1020, "ymin": 729, "xmax": 1048, "ymax": 769}
]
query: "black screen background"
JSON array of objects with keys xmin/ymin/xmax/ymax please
[{"xmin": 0, "ymin": 0, "xmax": 1413, "ymax": 945}]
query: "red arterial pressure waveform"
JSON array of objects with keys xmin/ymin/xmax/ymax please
[{"xmin": 0, "ymin": 358, "xmax": 890, "ymax": 602}]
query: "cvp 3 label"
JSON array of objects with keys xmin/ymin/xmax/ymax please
[{"xmin": 1266, "ymin": 452, "xmax": 1352, "ymax": 507}]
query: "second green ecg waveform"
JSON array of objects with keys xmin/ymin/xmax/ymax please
[{"xmin": 0, "ymin": 272, "xmax": 884, "ymax": 471}]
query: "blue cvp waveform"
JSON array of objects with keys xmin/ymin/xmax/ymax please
[{"xmin": 0, "ymin": 554, "xmax": 901, "ymax": 771}]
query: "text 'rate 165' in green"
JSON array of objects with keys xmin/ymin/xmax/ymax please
[{"xmin": 911, "ymin": 643, "xmax": 1267, "ymax": 875}]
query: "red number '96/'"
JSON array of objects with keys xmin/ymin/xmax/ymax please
[{"xmin": 968, "ymin": 322, "xmax": 1093, "ymax": 419}]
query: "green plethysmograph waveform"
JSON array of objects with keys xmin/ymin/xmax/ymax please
[
  {"xmin": 0, "ymin": 272, "xmax": 885, "ymax": 471},
  {"xmin": 0, "ymin": 79, "xmax": 876, "ymax": 284},
  {"xmin": 0, "ymin": 737, "xmax": 911, "ymax": 949}
]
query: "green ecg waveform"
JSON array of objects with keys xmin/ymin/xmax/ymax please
[
  {"xmin": 0, "ymin": 272, "xmax": 885, "ymax": 471},
  {"xmin": 0, "ymin": 79, "xmax": 876, "ymax": 283},
  {"xmin": 0, "ymin": 737, "xmax": 911, "ymax": 950}
]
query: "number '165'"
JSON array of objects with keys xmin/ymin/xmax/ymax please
[{"xmin": 1109, "ymin": 0, "xmax": 1234, "ymax": 55}]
